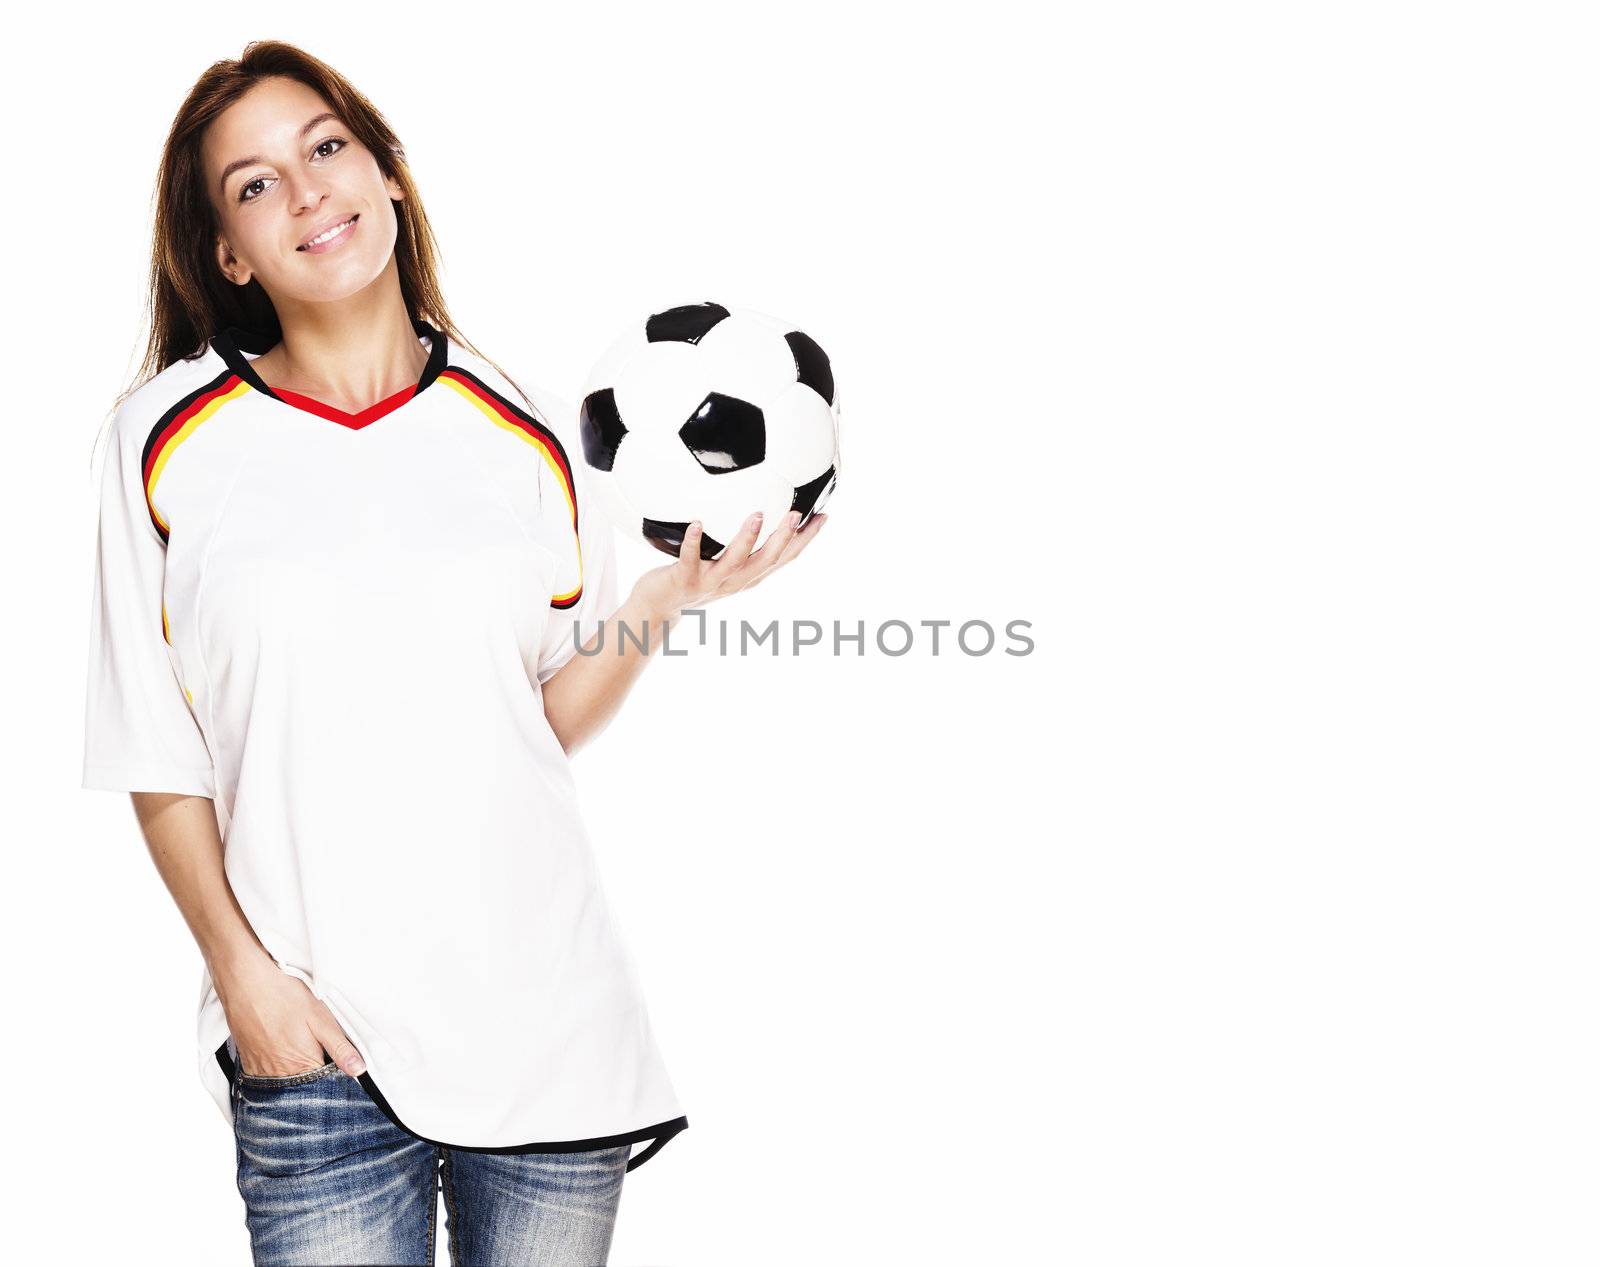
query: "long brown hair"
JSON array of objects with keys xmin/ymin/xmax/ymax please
[{"xmin": 116, "ymin": 40, "xmax": 532, "ymax": 415}]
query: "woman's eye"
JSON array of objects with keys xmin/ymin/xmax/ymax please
[{"xmin": 235, "ymin": 139, "xmax": 344, "ymax": 202}]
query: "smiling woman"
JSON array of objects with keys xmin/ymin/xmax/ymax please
[
  {"xmin": 132, "ymin": 50, "xmax": 474, "ymax": 409},
  {"xmin": 194, "ymin": 75, "xmax": 440, "ymax": 412},
  {"xmin": 80, "ymin": 39, "xmax": 736, "ymax": 1267}
]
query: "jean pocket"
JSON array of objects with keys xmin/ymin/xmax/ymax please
[{"xmin": 237, "ymin": 1056, "xmax": 341, "ymax": 1087}]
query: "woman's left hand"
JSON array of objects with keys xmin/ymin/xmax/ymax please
[{"xmin": 629, "ymin": 509, "xmax": 827, "ymax": 623}]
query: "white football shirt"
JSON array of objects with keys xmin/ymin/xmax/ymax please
[{"xmin": 81, "ymin": 319, "xmax": 688, "ymax": 1170}]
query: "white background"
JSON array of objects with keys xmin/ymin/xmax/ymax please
[{"xmin": 4, "ymin": 2, "xmax": 1594, "ymax": 1263}]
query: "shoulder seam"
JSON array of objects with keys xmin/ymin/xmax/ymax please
[
  {"xmin": 137, "ymin": 365, "xmax": 251, "ymax": 544},
  {"xmin": 436, "ymin": 364, "xmax": 575, "ymax": 478},
  {"xmin": 435, "ymin": 364, "xmax": 584, "ymax": 612}
]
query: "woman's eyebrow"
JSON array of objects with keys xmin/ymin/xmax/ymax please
[{"xmin": 217, "ymin": 112, "xmax": 341, "ymax": 193}]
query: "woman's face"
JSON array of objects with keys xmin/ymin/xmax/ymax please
[{"xmin": 202, "ymin": 75, "xmax": 404, "ymax": 307}]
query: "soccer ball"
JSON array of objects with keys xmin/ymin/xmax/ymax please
[{"xmin": 577, "ymin": 301, "xmax": 840, "ymax": 560}]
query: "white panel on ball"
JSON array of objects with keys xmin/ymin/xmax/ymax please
[
  {"xmin": 696, "ymin": 315, "xmax": 807, "ymax": 407},
  {"xmin": 698, "ymin": 465, "xmax": 789, "ymax": 554},
  {"xmin": 613, "ymin": 341, "xmax": 717, "ymax": 432},
  {"xmin": 611, "ymin": 417, "xmax": 722, "ymax": 525},
  {"xmin": 581, "ymin": 325, "xmax": 651, "ymax": 401},
  {"xmin": 762, "ymin": 380, "xmax": 838, "ymax": 483}
]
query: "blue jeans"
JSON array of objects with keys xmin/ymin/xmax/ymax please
[{"xmin": 231, "ymin": 1053, "xmax": 630, "ymax": 1266}]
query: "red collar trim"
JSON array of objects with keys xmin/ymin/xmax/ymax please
[{"xmin": 270, "ymin": 383, "xmax": 419, "ymax": 430}]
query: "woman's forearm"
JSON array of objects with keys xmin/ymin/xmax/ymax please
[
  {"xmin": 539, "ymin": 591, "xmax": 681, "ymax": 756},
  {"xmin": 541, "ymin": 508, "xmax": 826, "ymax": 755},
  {"xmin": 128, "ymin": 792, "xmax": 275, "ymax": 1003}
]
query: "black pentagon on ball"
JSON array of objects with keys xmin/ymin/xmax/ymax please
[
  {"xmin": 784, "ymin": 331, "xmax": 835, "ymax": 407},
  {"xmin": 642, "ymin": 517, "xmax": 726, "ymax": 561},
  {"xmin": 678, "ymin": 392, "xmax": 765, "ymax": 474},
  {"xmin": 646, "ymin": 302, "xmax": 731, "ymax": 345},
  {"xmin": 791, "ymin": 465, "xmax": 836, "ymax": 527},
  {"xmin": 578, "ymin": 388, "xmax": 628, "ymax": 472}
]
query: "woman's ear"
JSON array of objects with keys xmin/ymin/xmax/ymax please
[
  {"xmin": 216, "ymin": 236, "xmax": 251, "ymax": 287},
  {"xmin": 385, "ymin": 174, "xmax": 405, "ymax": 202}
]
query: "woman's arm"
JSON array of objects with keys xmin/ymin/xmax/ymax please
[
  {"xmin": 131, "ymin": 791, "xmax": 266, "ymax": 985},
  {"xmin": 540, "ymin": 508, "xmax": 827, "ymax": 756},
  {"xmin": 128, "ymin": 791, "xmax": 367, "ymax": 1078},
  {"xmin": 537, "ymin": 590, "xmax": 681, "ymax": 757}
]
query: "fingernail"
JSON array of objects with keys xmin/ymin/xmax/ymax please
[
  {"xmin": 348, "ymin": 1059, "xmax": 365, "ymax": 1076},
  {"xmin": 788, "ymin": 511, "xmax": 802, "ymax": 528},
  {"xmin": 748, "ymin": 512, "xmax": 763, "ymax": 526}
]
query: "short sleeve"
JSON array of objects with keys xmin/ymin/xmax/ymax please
[
  {"xmin": 81, "ymin": 409, "xmax": 217, "ymax": 796},
  {"xmin": 535, "ymin": 397, "xmax": 622, "ymax": 686}
]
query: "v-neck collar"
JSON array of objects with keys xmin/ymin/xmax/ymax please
[{"xmin": 210, "ymin": 317, "xmax": 449, "ymax": 431}]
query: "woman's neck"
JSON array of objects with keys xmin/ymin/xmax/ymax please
[{"xmin": 248, "ymin": 305, "xmax": 431, "ymax": 414}]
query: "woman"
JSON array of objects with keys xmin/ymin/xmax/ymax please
[{"xmin": 81, "ymin": 41, "xmax": 825, "ymax": 1267}]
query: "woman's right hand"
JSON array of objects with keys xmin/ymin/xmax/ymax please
[
  {"xmin": 216, "ymin": 953, "xmax": 366, "ymax": 1078},
  {"xmin": 629, "ymin": 508, "xmax": 826, "ymax": 625}
]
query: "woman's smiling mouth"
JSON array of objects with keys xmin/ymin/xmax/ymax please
[{"xmin": 297, "ymin": 213, "xmax": 359, "ymax": 253}]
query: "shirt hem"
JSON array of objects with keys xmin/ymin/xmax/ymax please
[
  {"xmin": 213, "ymin": 1040, "xmax": 687, "ymax": 1173},
  {"xmin": 82, "ymin": 762, "xmax": 216, "ymax": 797}
]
